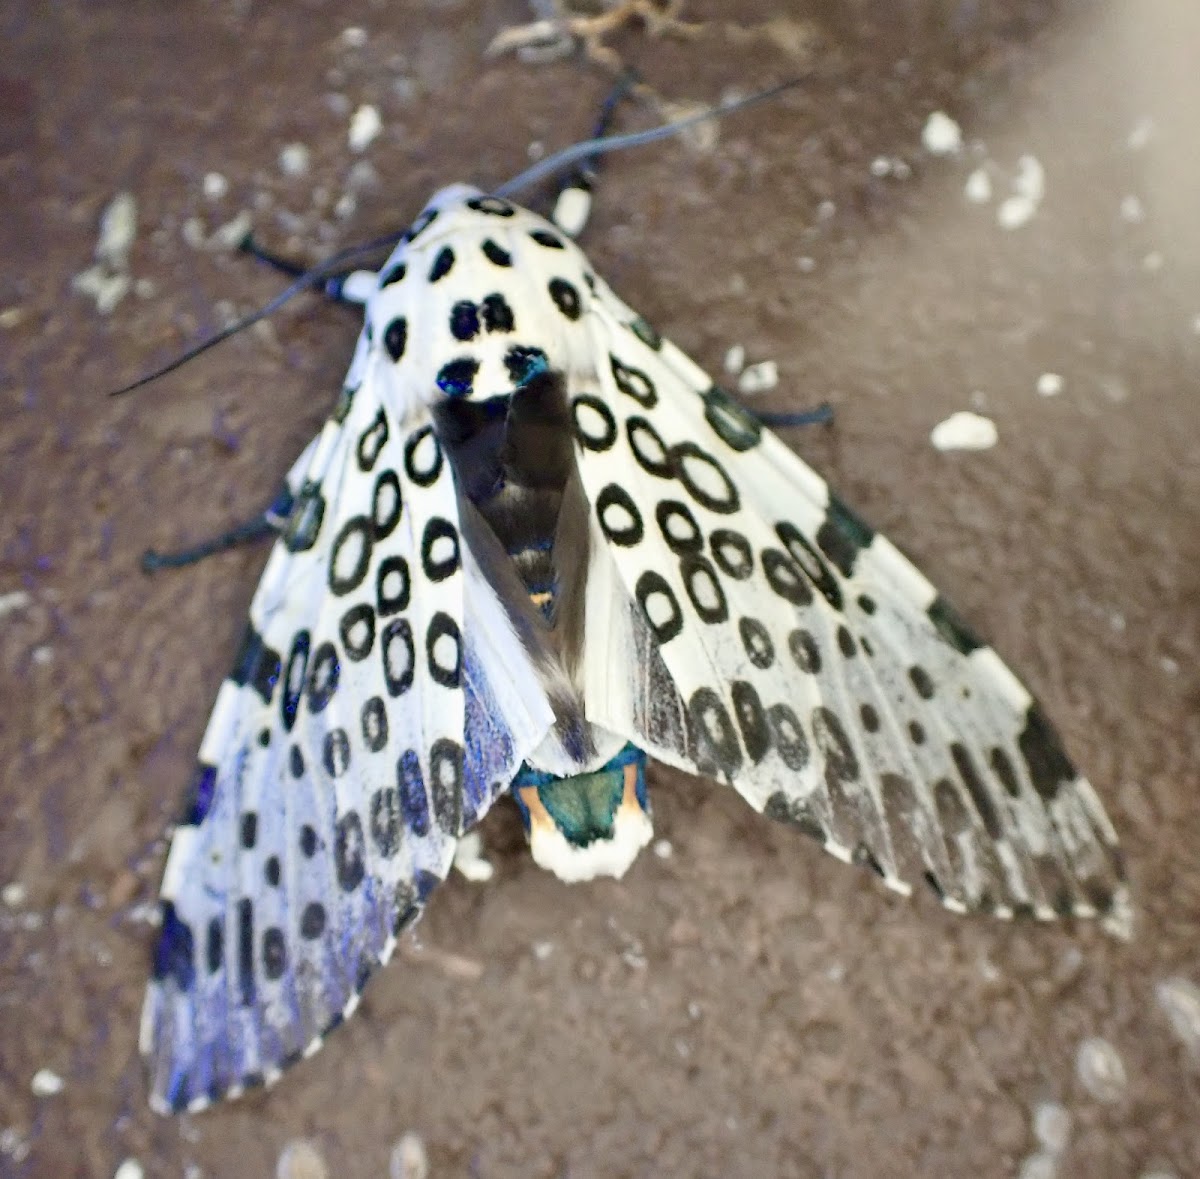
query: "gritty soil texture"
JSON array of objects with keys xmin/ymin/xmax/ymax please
[{"xmin": 2, "ymin": 1, "xmax": 1199, "ymax": 1177}]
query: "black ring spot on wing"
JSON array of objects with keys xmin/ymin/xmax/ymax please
[
  {"xmin": 738, "ymin": 617, "xmax": 775, "ymax": 669},
  {"xmin": 370, "ymin": 787, "xmax": 401, "ymax": 857},
  {"xmin": 381, "ymin": 618, "xmax": 415, "ymax": 697},
  {"xmin": 812, "ymin": 706, "xmax": 859, "ymax": 781},
  {"xmin": 680, "ymin": 553, "xmax": 728, "ymax": 624},
  {"xmin": 674, "ymin": 442, "xmax": 739, "ymax": 514},
  {"xmin": 762, "ymin": 548, "xmax": 813, "ymax": 605},
  {"xmin": 335, "ymin": 811, "xmax": 366, "ymax": 891},
  {"xmin": 437, "ymin": 358, "xmax": 479, "ymax": 398},
  {"xmin": 323, "ymin": 728, "xmax": 351, "ymax": 778},
  {"xmin": 777, "ymin": 522, "xmax": 842, "ymax": 610},
  {"xmin": 702, "ymin": 385, "xmax": 762, "ymax": 452},
  {"xmin": 710, "ymin": 528, "xmax": 753, "ymax": 579},
  {"xmin": 572, "ymin": 394, "xmax": 617, "ymax": 452},
  {"xmin": 307, "ymin": 642, "xmax": 340, "ymax": 713},
  {"xmin": 429, "ymin": 738, "xmax": 465, "ymax": 835},
  {"xmin": 384, "ymin": 318, "xmax": 407, "ymax": 363},
  {"xmin": 421, "ymin": 518, "xmax": 460, "ymax": 581},
  {"xmin": 627, "ymin": 415, "xmax": 673, "ymax": 478},
  {"xmin": 731, "ymin": 680, "xmax": 770, "ymax": 763},
  {"xmin": 548, "ymin": 277, "xmax": 582, "ymax": 320},
  {"xmin": 635, "ymin": 570, "xmax": 683, "ymax": 644},
  {"xmin": 357, "ymin": 409, "xmax": 389, "ymax": 471},
  {"xmin": 596, "ymin": 484, "xmax": 644, "ymax": 546},
  {"xmin": 377, "ymin": 555, "xmax": 411, "ymax": 616},
  {"xmin": 329, "ymin": 517, "xmax": 373, "ymax": 595},
  {"xmin": 788, "ymin": 628, "xmax": 821, "ymax": 673},
  {"xmin": 404, "ymin": 425, "xmax": 443, "ymax": 486},
  {"xmin": 467, "ymin": 196, "xmax": 515, "ymax": 217},
  {"xmin": 339, "ymin": 603, "xmax": 376, "ymax": 661},
  {"xmin": 361, "ymin": 696, "xmax": 389, "ymax": 752},
  {"xmin": 689, "ymin": 687, "xmax": 742, "ymax": 777},
  {"xmin": 610, "ymin": 354, "xmax": 656, "ymax": 407},
  {"xmin": 504, "ymin": 344, "xmax": 549, "ymax": 384},
  {"xmin": 426, "ymin": 611, "xmax": 462, "ymax": 689},
  {"xmin": 768, "ymin": 703, "xmax": 809, "ymax": 770},
  {"xmin": 372, "ymin": 469, "xmax": 402, "ymax": 539},
  {"xmin": 656, "ymin": 500, "xmax": 703, "ymax": 555},
  {"xmin": 262, "ymin": 927, "xmax": 286, "ymax": 980},
  {"xmin": 397, "ymin": 749, "xmax": 430, "ymax": 837}
]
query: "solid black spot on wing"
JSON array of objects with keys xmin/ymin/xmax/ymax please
[
  {"xmin": 430, "ymin": 738, "xmax": 465, "ymax": 835},
  {"xmin": 428, "ymin": 246, "xmax": 455, "ymax": 282},
  {"xmin": 377, "ymin": 555, "xmax": 411, "ymax": 616},
  {"xmin": 323, "ymin": 728, "xmax": 351, "ymax": 778},
  {"xmin": 656, "ymin": 500, "xmax": 702, "ymax": 555},
  {"xmin": 329, "ymin": 517, "xmax": 373, "ymax": 596},
  {"xmin": 529, "ymin": 228, "xmax": 564, "ymax": 248},
  {"xmin": 680, "ymin": 553, "xmax": 728, "ymax": 624},
  {"xmin": 858, "ymin": 594, "xmax": 877, "ymax": 615},
  {"xmin": 738, "ymin": 617, "xmax": 775, "ymax": 669},
  {"xmin": 257, "ymin": 728, "xmax": 271, "ymax": 748},
  {"xmin": 836, "ymin": 625, "xmax": 857, "ymax": 658},
  {"xmin": 231, "ymin": 625, "xmax": 282, "ymax": 706},
  {"xmin": 951, "ymin": 742, "xmax": 1001, "ymax": 838},
  {"xmin": 909, "ymin": 665, "xmax": 935, "ymax": 700},
  {"xmin": 548, "ymin": 277, "xmax": 581, "ymax": 320},
  {"xmin": 701, "ymin": 385, "xmax": 762, "ymax": 452},
  {"xmin": 504, "ymin": 344, "xmax": 548, "ymax": 385},
  {"xmin": 307, "ymin": 642, "xmax": 340, "ymax": 713},
  {"xmin": 381, "ymin": 618, "xmax": 415, "ymax": 697},
  {"xmin": 860, "ymin": 703, "xmax": 880, "ymax": 733},
  {"xmin": 300, "ymin": 824, "xmax": 318, "ymax": 857},
  {"xmin": 264, "ymin": 855, "xmax": 281, "ymax": 887},
  {"xmin": 1018, "ymin": 705, "xmax": 1076, "ymax": 801},
  {"xmin": 610, "ymin": 354, "xmax": 656, "ymax": 407},
  {"xmin": 300, "ymin": 902, "xmax": 326, "ymax": 940},
  {"xmin": 289, "ymin": 745, "xmax": 305, "ymax": 778},
  {"xmin": 763, "ymin": 791, "xmax": 825, "ymax": 842},
  {"xmin": 153, "ymin": 903, "xmax": 196, "ymax": 992},
  {"xmin": 437, "ymin": 358, "xmax": 479, "ymax": 398},
  {"xmin": 397, "ymin": 749, "xmax": 430, "ymax": 837},
  {"xmin": 928, "ymin": 595, "xmax": 983, "ymax": 654},
  {"xmin": 449, "ymin": 300, "xmax": 480, "ymax": 342},
  {"xmin": 407, "ymin": 208, "xmax": 438, "ymax": 241},
  {"xmin": 361, "ymin": 696, "xmax": 388, "ymax": 753},
  {"xmin": 379, "ymin": 262, "xmax": 406, "ymax": 288},
  {"xmin": 481, "ymin": 293, "xmax": 515, "ymax": 333},
  {"xmin": 184, "ymin": 763, "xmax": 218, "ymax": 825},
  {"xmin": 384, "ymin": 317, "xmax": 408, "ymax": 362},
  {"xmin": 240, "ymin": 812, "xmax": 258, "ymax": 849},
  {"xmin": 339, "ymin": 602, "xmax": 376, "ymax": 661},
  {"xmin": 335, "ymin": 811, "xmax": 366, "ymax": 891},
  {"xmin": 597, "ymin": 484, "xmax": 644, "ymax": 546},
  {"xmin": 689, "ymin": 687, "xmax": 742, "ymax": 778},
  {"xmin": 369, "ymin": 787, "xmax": 401, "ymax": 857},
  {"xmin": 777, "ymin": 522, "xmax": 842, "ymax": 610},
  {"xmin": 481, "ymin": 239, "xmax": 512, "ymax": 267},
  {"xmin": 629, "ymin": 316, "xmax": 661, "ymax": 350},
  {"xmin": 636, "ymin": 570, "xmax": 683, "ymax": 644},
  {"xmin": 237, "ymin": 898, "xmax": 254, "ymax": 1007},
  {"xmin": 426, "ymin": 612, "xmax": 462, "ymax": 689},
  {"xmin": 206, "ymin": 916, "xmax": 223, "ymax": 974},
  {"xmin": 421, "ymin": 517, "xmax": 461, "ymax": 581},
  {"xmin": 816, "ymin": 494, "xmax": 874, "ymax": 577},
  {"xmin": 284, "ymin": 481, "xmax": 325, "ymax": 552},
  {"xmin": 261, "ymin": 928, "xmax": 286, "ymax": 980},
  {"xmin": 572, "ymin": 394, "xmax": 617, "ymax": 452},
  {"xmin": 403, "ymin": 425, "xmax": 443, "ymax": 487},
  {"xmin": 731, "ymin": 680, "xmax": 770, "ymax": 763},
  {"xmin": 908, "ymin": 720, "xmax": 926, "ymax": 745},
  {"xmin": 989, "ymin": 746, "xmax": 1021, "ymax": 797},
  {"xmin": 812, "ymin": 706, "xmax": 859, "ymax": 781}
]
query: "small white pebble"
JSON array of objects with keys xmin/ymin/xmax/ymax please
[
  {"xmin": 114, "ymin": 1160, "xmax": 145, "ymax": 1179},
  {"xmin": 208, "ymin": 211, "xmax": 253, "ymax": 251},
  {"xmin": 816, "ymin": 199, "xmax": 836, "ymax": 221},
  {"xmin": 869, "ymin": 156, "xmax": 891, "ymax": 177},
  {"xmin": 1037, "ymin": 372, "xmax": 1064, "ymax": 397},
  {"xmin": 0, "ymin": 306, "xmax": 23, "ymax": 328},
  {"xmin": 931, "ymin": 411, "xmax": 998, "ymax": 452},
  {"xmin": 964, "ymin": 167, "xmax": 992, "ymax": 203},
  {"xmin": 1127, "ymin": 116, "xmax": 1155, "ymax": 150},
  {"xmin": 978, "ymin": 956, "xmax": 1001, "ymax": 983},
  {"xmin": 346, "ymin": 160, "xmax": 378, "ymax": 191},
  {"xmin": 71, "ymin": 266, "xmax": 131, "ymax": 315},
  {"xmin": 1143, "ymin": 251, "xmax": 1164, "ymax": 272},
  {"xmin": 1014, "ymin": 155, "xmax": 1045, "ymax": 204},
  {"xmin": 1155, "ymin": 976, "xmax": 1200, "ymax": 1061},
  {"xmin": 2, "ymin": 882, "xmax": 26, "ymax": 908},
  {"xmin": 1075, "ymin": 1036, "xmax": 1126, "ymax": 1103},
  {"xmin": 0, "ymin": 591, "xmax": 31, "ymax": 619},
  {"xmin": 31, "ymin": 646, "xmax": 52, "ymax": 666},
  {"xmin": 737, "ymin": 360, "xmax": 779, "ymax": 395},
  {"xmin": 1160, "ymin": 656, "xmax": 1179, "ymax": 676},
  {"xmin": 1119, "ymin": 194, "xmax": 1145, "ymax": 223},
  {"xmin": 1018, "ymin": 1151, "xmax": 1059, "ymax": 1179},
  {"xmin": 181, "ymin": 217, "xmax": 206, "ymax": 249},
  {"xmin": 687, "ymin": 1000, "xmax": 702, "ymax": 1020},
  {"xmin": 97, "ymin": 192, "xmax": 137, "ymax": 266},
  {"xmin": 1033, "ymin": 1102, "xmax": 1072, "ymax": 1155},
  {"xmin": 796, "ymin": 255, "xmax": 816, "ymax": 273},
  {"xmin": 922, "ymin": 110, "xmax": 963, "ymax": 155},
  {"xmin": 202, "ymin": 172, "xmax": 228, "ymax": 200},
  {"xmin": 723, "ymin": 344, "xmax": 745, "ymax": 375},
  {"xmin": 997, "ymin": 194, "xmax": 1037, "ymax": 230},
  {"xmin": 891, "ymin": 158, "xmax": 912, "ymax": 180},
  {"xmin": 334, "ymin": 193, "xmax": 358, "ymax": 221},
  {"xmin": 532, "ymin": 940, "xmax": 554, "ymax": 961},
  {"xmin": 340, "ymin": 26, "xmax": 368, "ymax": 49},
  {"xmin": 348, "ymin": 105, "xmax": 382, "ymax": 152},
  {"xmin": 388, "ymin": 1131, "xmax": 429, "ymax": 1179},
  {"xmin": 652, "ymin": 839, "xmax": 673, "ymax": 860},
  {"xmin": 31, "ymin": 1069, "xmax": 64, "ymax": 1096},
  {"xmin": 826, "ymin": 962, "xmax": 845, "ymax": 983},
  {"xmin": 279, "ymin": 143, "xmax": 311, "ymax": 177},
  {"xmin": 452, "ymin": 831, "xmax": 494, "ymax": 883},
  {"xmin": 277, "ymin": 1139, "xmax": 328, "ymax": 1179}
]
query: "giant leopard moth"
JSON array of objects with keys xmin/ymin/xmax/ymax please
[{"xmin": 139, "ymin": 91, "xmax": 1125, "ymax": 1115}]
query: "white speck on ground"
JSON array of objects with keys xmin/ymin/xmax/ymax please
[
  {"xmin": 113, "ymin": 1160, "xmax": 145, "ymax": 1179},
  {"xmin": 134, "ymin": 277, "xmax": 156, "ymax": 298},
  {"xmin": 796, "ymin": 255, "xmax": 816, "ymax": 272},
  {"xmin": 0, "ymin": 1127, "xmax": 30, "ymax": 1163},
  {"xmin": 202, "ymin": 172, "xmax": 228, "ymax": 200},
  {"xmin": 71, "ymin": 267, "xmax": 130, "ymax": 314},
  {"xmin": 96, "ymin": 191, "xmax": 137, "ymax": 266},
  {"xmin": 31, "ymin": 646, "xmax": 52, "ymax": 666},
  {"xmin": 452, "ymin": 831, "xmax": 494, "ymax": 882},
  {"xmin": 931, "ymin": 411, "xmax": 998, "ymax": 451},
  {"xmin": 1120, "ymin": 194, "xmax": 1145, "ymax": 223},
  {"xmin": 1014, "ymin": 154, "xmax": 1045, "ymax": 203},
  {"xmin": 0, "ymin": 306, "xmax": 23, "ymax": 328},
  {"xmin": 1033, "ymin": 1102, "xmax": 1072, "ymax": 1155},
  {"xmin": 279, "ymin": 143, "xmax": 311, "ymax": 177},
  {"xmin": 348, "ymin": 104, "xmax": 382, "ymax": 152},
  {"xmin": 922, "ymin": 111, "xmax": 962, "ymax": 155},
  {"xmin": 1075, "ymin": 1036, "xmax": 1127, "ymax": 1103},
  {"xmin": 737, "ymin": 360, "xmax": 779, "ymax": 395},
  {"xmin": 1143, "ymin": 251, "xmax": 1164, "ymax": 272},
  {"xmin": 340, "ymin": 26, "xmax": 368, "ymax": 49},
  {"xmin": 532, "ymin": 940, "xmax": 554, "ymax": 961},
  {"xmin": 334, "ymin": 193, "xmax": 357, "ymax": 221},
  {"xmin": 1017, "ymin": 1151, "xmax": 1059, "ymax": 1179},
  {"xmin": 0, "ymin": 591, "xmax": 30, "ymax": 619},
  {"xmin": 653, "ymin": 839, "xmax": 673, "ymax": 859},
  {"xmin": 724, "ymin": 344, "xmax": 745, "ymax": 375},
  {"xmin": 816, "ymin": 199, "xmax": 836, "ymax": 221},
  {"xmin": 277, "ymin": 1139, "xmax": 329, "ymax": 1179},
  {"xmin": 208, "ymin": 211, "xmax": 253, "ymax": 251},
  {"xmin": 998, "ymin": 194, "xmax": 1037, "ymax": 229},
  {"xmin": 31, "ymin": 1068, "xmax": 64, "ymax": 1096},
  {"xmin": 1155, "ymin": 976, "xmax": 1200, "ymax": 1062},
  {"xmin": 389, "ymin": 1131, "xmax": 429, "ymax": 1179},
  {"xmin": 2, "ymin": 881, "xmax": 26, "ymax": 907},
  {"xmin": 1037, "ymin": 372, "xmax": 1064, "ymax": 397},
  {"xmin": 1127, "ymin": 116, "xmax": 1156, "ymax": 149},
  {"xmin": 181, "ymin": 217, "xmax": 206, "ymax": 248},
  {"xmin": 964, "ymin": 167, "xmax": 992, "ymax": 203}
]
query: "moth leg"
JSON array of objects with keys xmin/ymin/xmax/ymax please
[
  {"xmin": 141, "ymin": 485, "xmax": 293, "ymax": 573},
  {"xmin": 237, "ymin": 233, "xmax": 376, "ymax": 306},
  {"xmin": 550, "ymin": 68, "xmax": 642, "ymax": 238},
  {"xmin": 755, "ymin": 403, "xmax": 835, "ymax": 430}
]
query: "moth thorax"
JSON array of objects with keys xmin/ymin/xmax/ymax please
[{"xmin": 511, "ymin": 744, "xmax": 652, "ymax": 883}]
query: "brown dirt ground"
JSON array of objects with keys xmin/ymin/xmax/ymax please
[{"xmin": 2, "ymin": 1, "xmax": 1198, "ymax": 1176}]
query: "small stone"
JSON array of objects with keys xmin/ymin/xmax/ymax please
[
  {"xmin": 930, "ymin": 411, "xmax": 998, "ymax": 452},
  {"xmin": 922, "ymin": 111, "xmax": 963, "ymax": 155},
  {"xmin": 723, "ymin": 344, "xmax": 745, "ymax": 375},
  {"xmin": 1155, "ymin": 976, "xmax": 1200, "ymax": 1062},
  {"xmin": 1075, "ymin": 1036, "xmax": 1126, "ymax": 1103},
  {"xmin": 1033, "ymin": 1101, "xmax": 1071, "ymax": 1155},
  {"xmin": 532, "ymin": 941, "xmax": 554, "ymax": 961},
  {"xmin": 209, "ymin": 211, "xmax": 253, "ymax": 252},
  {"xmin": 1017, "ymin": 1151, "xmax": 1058, "ymax": 1179},
  {"xmin": 114, "ymin": 1160, "xmax": 145, "ymax": 1179},
  {"xmin": 0, "ymin": 307, "xmax": 23, "ymax": 328},
  {"xmin": 998, "ymin": 194, "xmax": 1037, "ymax": 230},
  {"xmin": 1143, "ymin": 251, "xmax": 1164, "ymax": 272},
  {"xmin": 0, "ymin": 591, "xmax": 30, "ymax": 619},
  {"xmin": 1014, "ymin": 155, "xmax": 1045, "ymax": 204},
  {"xmin": 389, "ymin": 1131, "xmax": 429, "ymax": 1179},
  {"xmin": 2, "ymin": 882, "xmax": 26, "ymax": 907},
  {"xmin": 277, "ymin": 1139, "xmax": 329, "ymax": 1179},
  {"xmin": 1120, "ymin": 195, "xmax": 1145, "ymax": 223},
  {"xmin": 964, "ymin": 167, "xmax": 992, "ymax": 204},
  {"xmin": 202, "ymin": 172, "xmax": 229, "ymax": 200},
  {"xmin": 1127, "ymin": 117, "xmax": 1155, "ymax": 150},
  {"xmin": 279, "ymin": 143, "xmax": 311, "ymax": 177},
  {"xmin": 737, "ymin": 360, "xmax": 779, "ymax": 395},
  {"xmin": 181, "ymin": 218, "xmax": 206, "ymax": 249},
  {"xmin": 652, "ymin": 839, "xmax": 673, "ymax": 860},
  {"xmin": 97, "ymin": 192, "xmax": 137, "ymax": 266},
  {"xmin": 1036, "ymin": 373, "xmax": 1064, "ymax": 397},
  {"xmin": 869, "ymin": 156, "xmax": 892, "ymax": 177},
  {"xmin": 348, "ymin": 105, "xmax": 382, "ymax": 152},
  {"xmin": 340, "ymin": 26, "xmax": 368, "ymax": 49},
  {"xmin": 31, "ymin": 1068, "xmax": 64, "ymax": 1096}
]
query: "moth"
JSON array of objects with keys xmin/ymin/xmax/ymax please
[{"xmin": 139, "ymin": 101, "xmax": 1125, "ymax": 1115}]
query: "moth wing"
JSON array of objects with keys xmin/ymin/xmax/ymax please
[
  {"xmin": 574, "ymin": 288, "xmax": 1124, "ymax": 919},
  {"xmin": 141, "ymin": 385, "xmax": 552, "ymax": 1114}
]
